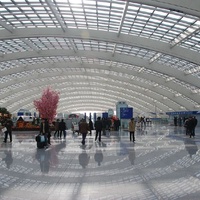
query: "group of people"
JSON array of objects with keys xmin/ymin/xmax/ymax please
[
  {"xmin": 37, "ymin": 117, "xmax": 101, "ymax": 147},
  {"xmin": 184, "ymin": 116, "xmax": 198, "ymax": 138},
  {"xmin": 0, "ymin": 116, "xmax": 136, "ymax": 147},
  {"xmin": 34, "ymin": 115, "xmax": 199, "ymax": 150},
  {"xmin": 53, "ymin": 119, "xmax": 67, "ymax": 139},
  {"xmin": 79, "ymin": 117, "xmax": 103, "ymax": 145},
  {"xmin": 79, "ymin": 117, "xmax": 137, "ymax": 145},
  {"xmin": 36, "ymin": 118, "xmax": 65, "ymax": 148},
  {"xmin": 2, "ymin": 115, "xmax": 198, "ymax": 149}
]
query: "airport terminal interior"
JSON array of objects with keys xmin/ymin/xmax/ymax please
[
  {"xmin": 1, "ymin": 125, "xmax": 200, "ymax": 200},
  {"xmin": 0, "ymin": 0, "xmax": 200, "ymax": 199}
]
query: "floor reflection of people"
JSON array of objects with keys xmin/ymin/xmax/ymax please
[
  {"xmin": 128, "ymin": 145, "xmax": 136, "ymax": 165},
  {"xmin": 79, "ymin": 149, "xmax": 90, "ymax": 169},
  {"xmin": 35, "ymin": 142, "xmax": 66, "ymax": 173},
  {"xmin": 2, "ymin": 149, "xmax": 13, "ymax": 169},
  {"xmin": 35, "ymin": 149, "xmax": 50, "ymax": 173},
  {"xmin": 50, "ymin": 142, "xmax": 66, "ymax": 167},
  {"xmin": 184, "ymin": 138, "xmax": 198, "ymax": 158},
  {"xmin": 94, "ymin": 149, "xmax": 103, "ymax": 166}
]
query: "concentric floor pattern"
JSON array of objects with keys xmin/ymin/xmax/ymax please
[{"xmin": 0, "ymin": 125, "xmax": 200, "ymax": 200}]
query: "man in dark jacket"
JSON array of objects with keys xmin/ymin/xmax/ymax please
[
  {"xmin": 79, "ymin": 119, "xmax": 89, "ymax": 145},
  {"xmin": 191, "ymin": 116, "xmax": 198, "ymax": 137},
  {"xmin": 3, "ymin": 119, "xmax": 13, "ymax": 143},
  {"xmin": 94, "ymin": 117, "xmax": 103, "ymax": 142},
  {"xmin": 59, "ymin": 119, "xmax": 66, "ymax": 139},
  {"xmin": 88, "ymin": 119, "xmax": 94, "ymax": 136}
]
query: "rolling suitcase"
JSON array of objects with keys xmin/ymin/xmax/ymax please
[{"xmin": 35, "ymin": 134, "xmax": 46, "ymax": 149}]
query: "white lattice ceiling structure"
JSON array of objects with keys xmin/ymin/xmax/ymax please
[{"xmin": 0, "ymin": 0, "xmax": 200, "ymax": 115}]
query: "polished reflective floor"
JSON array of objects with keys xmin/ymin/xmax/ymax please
[{"xmin": 0, "ymin": 124, "xmax": 200, "ymax": 200}]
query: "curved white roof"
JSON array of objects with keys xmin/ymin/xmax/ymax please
[{"xmin": 0, "ymin": 0, "xmax": 200, "ymax": 114}]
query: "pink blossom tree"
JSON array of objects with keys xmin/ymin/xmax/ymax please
[{"xmin": 33, "ymin": 87, "xmax": 60, "ymax": 122}]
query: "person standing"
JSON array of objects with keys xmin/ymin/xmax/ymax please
[
  {"xmin": 185, "ymin": 116, "xmax": 193, "ymax": 138},
  {"xmin": 3, "ymin": 119, "xmax": 13, "ymax": 143},
  {"xmin": 89, "ymin": 119, "xmax": 94, "ymax": 136},
  {"xmin": 107, "ymin": 118, "xmax": 112, "ymax": 132},
  {"xmin": 191, "ymin": 116, "xmax": 198, "ymax": 137},
  {"xmin": 94, "ymin": 117, "xmax": 103, "ymax": 142},
  {"xmin": 54, "ymin": 119, "xmax": 60, "ymax": 138},
  {"xmin": 114, "ymin": 118, "xmax": 121, "ymax": 131},
  {"xmin": 129, "ymin": 118, "xmax": 136, "ymax": 142},
  {"xmin": 40, "ymin": 118, "xmax": 50, "ymax": 145},
  {"xmin": 59, "ymin": 119, "xmax": 66, "ymax": 139},
  {"xmin": 102, "ymin": 118, "xmax": 107, "ymax": 135},
  {"xmin": 79, "ymin": 119, "xmax": 89, "ymax": 145},
  {"xmin": 184, "ymin": 118, "xmax": 190, "ymax": 135}
]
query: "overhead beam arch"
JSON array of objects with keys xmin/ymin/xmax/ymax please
[
  {"xmin": 0, "ymin": 58, "xmax": 199, "ymax": 105},
  {"xmin": 0, "ymin": 49, "xmax": 198, "ymax": 91},
  {"xmin": 4, "ymin": 85, "xmax": 161, "ymax": 113},
  {"xmin": 2, "ymin": 79, "xmax": 175, "ymax": 113},
  {"xmin": 2, "ymin": 73, "xmax": 193, "ymax": 113},
  {"xmin": 0, "ymin": 68, "xmax": 190, "ymax": 107},
  {"xmin": 0, "ymin": 29, "xmax": 200, "ymax": 66},
  {"xmin": 7, "ymin": 91, "xmax": 152, "ymax": 114}
]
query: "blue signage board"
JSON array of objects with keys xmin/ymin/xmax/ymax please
[
  {"xmin": 120, "ymin": 107, "xmax": 133, "ymax": 119},
  {"xmin": 102, "ymin": 112, "xmax": 108, "ymax": 118}
]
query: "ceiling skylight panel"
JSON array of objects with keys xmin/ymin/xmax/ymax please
[
  {"xmin": 140, "ymin": 7, "xmax": 154, "ymax": 14},
  {"xmin": 97, "ymin": 9, "xmax": 109, "ymax": 15},
  {"xmin": 168, "ymin": 13, "xmax": 182, "ymax": 20},
  {"xmin": 180, "ymin": 35, "xmax": 200, "ymax": 52},
  {"xmin": 0, "ymin": 6, "xmax": 7, "ymax": 13},
  {"xmin": 84, "ymin": 8, "xmax": 96, "ymax": 14},
  {"xmin": 149, "ymin": 18, "xmax": 162, "ymax": 24},
  {"xmin": 137, "ymin": 50, "xmax": 153, "ymax": 59},
  {"xmin": 97, "ymin": 1, "xmax": 110, "ymax": 7},
  {"xmin": 136, "ymin": 16, "xmax": 149, "ymax": 22},
  {"xmin": 133, "ymin": 22, "xmax": 144, "ymax": 28},
  {"xmin": 128, "ymin": 3, "xmax": 140, "ymax": 11},
  {"xmin": 111, "ymin": 1, "xmax": 125, "ymax": 8},
  {"xmin": 154, "ymin": 10, "xmax": 168, "ymax": 17},
  {"xmin": 163, "ymin": 35, "xmax": 174, "ymax": 41},
  {"xmin": 98, "ymin": 7, "xmax": 110, "ymax": 13},
  {"xmin": 161, "ymin": 21, "xmax": 175, "ymax": 28},
  {"xmin": 174, "ymin": 24, "xmax": 187, "ymax": 30},
  {"xmin": 110, "ymin": 10, "xmax": 122, "ymax": 18},
  {"xmin": 6, "ymin": 6, "xmax": 20, "ymax": 12},
  {"xmin": 125, "ymin": 13, "xmax": 137, "ymax": 20},
  {"xmin": 59, "ymin": 6, "xmax": 71, "ymax": 12},
  {"xmin": 74, "ymin": 14, "xmax": 85, "ymax": 20},
  {"xmin": 20, "ymin": 6, "xmax": 33, "ymax": 11}
]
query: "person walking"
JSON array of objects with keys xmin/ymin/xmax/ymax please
[
  {"xmin": 79, "ymin": 119, "xmax": 89, "ymax": 145},
  {"xmin": 191, "ymin": 116, "xmax": 198, "ymax": 137},
  {"xmin": 59, "ymin": 119, "xmax": 66, "ymax": 139},
  {"xmin": 54, "ymin": 119, "xmax": 60, "ymax": 138},
  {"xmin": 129, "ymin": 118, "xmax": 136, "ymax": 142},
  {"xmin": 89, "ymin": 119, "xmax": 94, "ymax": 136},
  {"xmin": 3, "ymin": 118, "xmax": 13, "ymax": 143},
  {"xmin": 102, "ymin": 118, "xmax": 107, "ymax": 136},
  {"xmin": 185, "ymin": 116, "xmax": 193, "ymax": 138},
  {"xmin": 94, "ymin": 117, "xmax": 103, "ymax": 142}
]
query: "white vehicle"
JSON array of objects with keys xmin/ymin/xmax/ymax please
[{"xmin": 72, "ymin": 122, "xmax": 79, "ymax": 134}]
